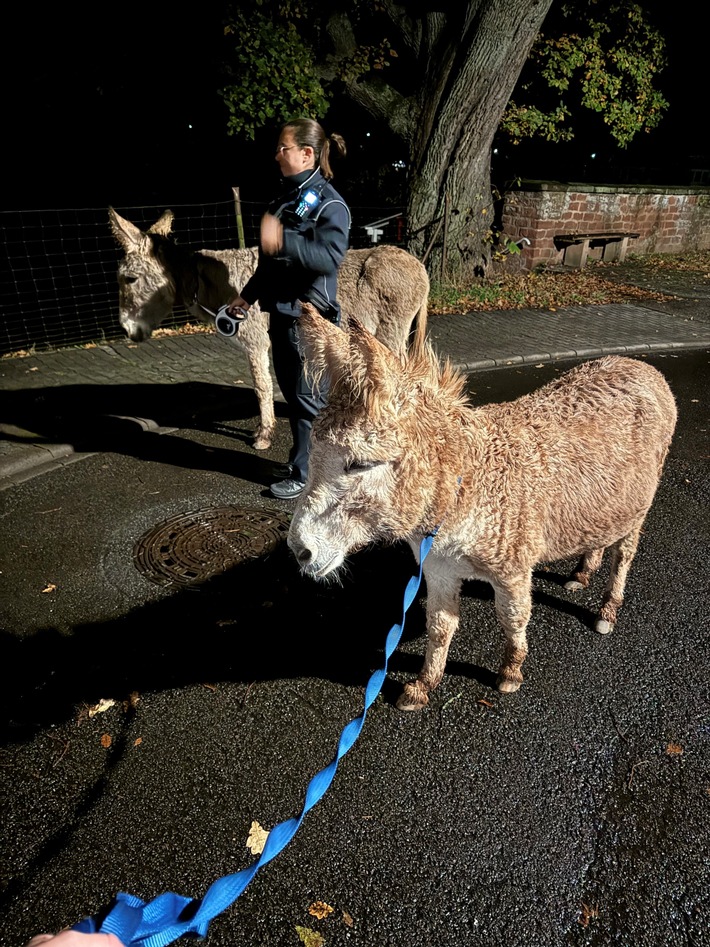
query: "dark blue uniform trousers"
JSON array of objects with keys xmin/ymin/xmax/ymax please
[{"xmin": 269, "ymin": 312, "xmax": 328, "ymax": 484}]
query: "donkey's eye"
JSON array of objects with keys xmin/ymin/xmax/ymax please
[
  {"xmin": 344, "ymin": 459, "xmax": 383, "ymax": 474},
  {"xmin": 125, "ymin": 276, "xmax": 138, "ymax": 285}
]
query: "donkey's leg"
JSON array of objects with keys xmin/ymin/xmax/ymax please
[
  {"xmin": 564, "ymin": 547, "xmax": 605, "ymax": 591},
  {"xmin": 595, "ymin": 522, "xmax": 643, "ymax": 635},
  {"xmin": 397, "ymin": 572, "xmax": 463, "ymax": 712},
  {"xmin": 493, "ymin": 572, "xmax": 533, "ymax": 693},
  {"xmin": 236, "ymin": 320, "xmax": 276, "ymax": 451},
  {"xmin": 247, "ymin": 346, "xmax": 276, "ymax": 450}
]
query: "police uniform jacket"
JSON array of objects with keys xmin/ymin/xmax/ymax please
[{"xmin": 241, "ymin": 168, "xmax": 351, "ymax": 320}]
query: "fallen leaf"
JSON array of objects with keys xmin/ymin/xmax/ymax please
[
  {"xmin": 29, "ymin": 366, "xmax": 39, "ymax": 372},
  {"xmin": 100, "ymin": 733, "xmax": 112, "ymax": 748},
  {"xmin": 133, "ymin": 737, "xmax": 143, "ymax": 747},
  {"xmin": 441, "ymin": 692, "xmax": 463, "ymax": 711},
  {"xmin": 666, "ymin": 742, "xmax": 683, "ymax": 755},
  {"xmin": 246, "ymin": 820, "xmax": 269, "ymax": 855},
  {"xmin": 476, "ymin": 698, "xmax": 495, "ymax": 708},
  {"xmin": 308, "ymin": 901, "xmax": 334, "ymax": 920},
  {"xmin": 342, "ymin": 911, "xmax": 354, "ymax": 928},
  {"xmin": 295, "ymin": 926, "xmax": 324, "ymax": 947},
  {"xmin": 41, "ymin": 583, "xmax": 57, "ymax": 594},
  {"xmin": 88, "ymin": 698, "xmax": 116, "ymax": 717},
  {"xmin": 578, "ymin": 902, "xmax": 599, "ymax": 927}
]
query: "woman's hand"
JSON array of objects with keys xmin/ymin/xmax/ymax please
[
  {"xmin": 260, "ymin": 213, "xmax": 283, "ymax": 255},
  {"xmin": 25, "ymin": 931, "xmax": 124, "ymax": 947},
  {"xmin": 225, "ymin": 296, "xmax": 250, "ymax": 317}
]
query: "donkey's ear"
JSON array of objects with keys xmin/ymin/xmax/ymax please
[
  {"xmin": 108, "ymin": 206, "xmax": 144, "ymax": 251},
  {"xmin": 147, "ymin": 210, "xmax": 175, "ymax": 237},
  {"xmin": 346, "ymin": 316, "xmax": 403, "ymax": 408},
  {"xmin": 298, "ymin": 305, "xmax": 349, "ymax": 392}
]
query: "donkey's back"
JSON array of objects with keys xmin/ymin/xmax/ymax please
[
  {"xmin": 472, "ymin": 355, "xmax": 677, "ymax": 569},
  {"xmin": 338, "ymin": 245, "xmax": 429, "ymax": 355}
]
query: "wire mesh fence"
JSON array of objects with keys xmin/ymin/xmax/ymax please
[{"xmin": 1, "ymin": 192, "xmax": 407, "ymax": 356}]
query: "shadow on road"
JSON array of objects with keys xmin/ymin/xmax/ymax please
[{"xmin": 0, "ymin": 381, "xmax": 293, "ymax": 485}]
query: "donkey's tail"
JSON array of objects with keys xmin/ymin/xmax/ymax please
[{"xmin": 408, "ymin": 296, "xmax": 429, "ymax": 358}]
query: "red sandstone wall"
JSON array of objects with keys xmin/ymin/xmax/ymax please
[{"xmin": 500, "ymin": 183, "xmax": 710, "ymax": 271}]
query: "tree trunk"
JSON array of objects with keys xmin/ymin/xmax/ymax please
[
  {"xmin": 406, "ymin": 0, "xmax": 554, "ymax": 277},
  {"xmin": 409, "ymin": 140, "xmax": 494, "ymax": 279},
  {"xmin": 326, "ymin": 0, "xmax": 554, "ymax": 278}
]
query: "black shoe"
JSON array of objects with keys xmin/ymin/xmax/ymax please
[{"xmin": 270, "ymin": 478, "xmax": 306, "ymax": 500}]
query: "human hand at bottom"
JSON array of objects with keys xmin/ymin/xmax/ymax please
[{"xmin": 25, "ymin": 931, "xmax": 124, "ymax": 947}]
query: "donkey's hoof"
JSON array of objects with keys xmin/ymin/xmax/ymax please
[
  {"xmin": 595, "ymin": 618, "xmax": 614, "ymax": 635},
  {"xmin": 564, "ymin": 579, "xmax": 585, "ymax": 591},
  {"xmin": 496, "ymin": 676, "xmax": 521, "ymax": 694},
  {"xmin": 396, "ymin": 682, "xmax": 429, "ymax": 712},
  {"xmin": 252, "ymin": 435, "xmax": 272, "ymax": 451}
]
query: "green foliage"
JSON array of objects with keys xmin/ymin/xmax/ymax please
[
  {"xmin": 218, "ymin": 0, "xmax": 397, "ymax": 139},
  {"xmin": 219, "ymin": 2, "xmax": 329, "ymax": 139},
  {"xmin": 500, "ymin": 0, "xmax": 669, "ymax": 148},
  {"xmin": 336, "ymin": 38, "xmax": 396, "ymax": 84},
  {"xmin": 501, "ymin": 103, "xmax": 573, "ymax": 145}
]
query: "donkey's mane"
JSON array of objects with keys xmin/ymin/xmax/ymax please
[
  {"xmin": 338, "ymin": 315, "xmax": 470, "ymax": 417},
  {"xmin": 299, "ymin": 304, "xmax": 469, "ymax": 417}
]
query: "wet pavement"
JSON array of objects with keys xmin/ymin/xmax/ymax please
[
  {"xmin": 2, "ymin": 294, "xmax": 710, "ymax": 491},
  {"xmin": 1, "ymin": 272, "xmax": 709, "ymax": 947}
]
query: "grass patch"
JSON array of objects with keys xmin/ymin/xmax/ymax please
[{"xmin": 428, "ymin": 250, "xmax": 710, "ymax": 315}]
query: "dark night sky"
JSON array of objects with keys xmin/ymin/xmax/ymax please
[{"xmin": 3, "ymin": 2, "xmax": 706, "ymax": 214}]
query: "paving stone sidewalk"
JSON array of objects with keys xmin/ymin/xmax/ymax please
[{"xmin": 1, "ymin": 296, "xmax": 709, "ymax": 491}]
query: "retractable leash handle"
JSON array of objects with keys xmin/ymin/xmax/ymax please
[
  {"xmin": 71, "ymin": 533, "xmax": 437, "ymax": 947},
  {"xmin": 214, "ymin": 305, "xmax": 247, "ymax": 338},
  {"xmin": 192, "ymin": 299, "xmax": 247, "ymax": 338}
]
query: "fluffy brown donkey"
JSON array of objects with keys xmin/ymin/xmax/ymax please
[{"xmin": 288, "ymin": 307, "xmax": 678, "ymax": 711}]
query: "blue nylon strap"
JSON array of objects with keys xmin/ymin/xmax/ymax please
[{"xmin": 72, "ymin": 534, "xmax": 436, "ymax": 947}]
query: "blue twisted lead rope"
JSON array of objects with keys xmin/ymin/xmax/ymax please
[{"xmin": 72, "ymin": 531, "xmax": 437, "ymax": 947}]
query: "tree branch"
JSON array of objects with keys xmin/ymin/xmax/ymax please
[
  {"xmin": 323, "ymin": 11, "xmax": 416, "ymax": 142},
  {"xmin": 380, "ymin": 0, "xmax": 422, "ymax": 57},
  {"xmin": 341, "ymin": 75, "xmax": 416, "ymax": 141}
]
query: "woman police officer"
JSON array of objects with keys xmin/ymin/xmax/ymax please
[{"xmin": 225, "ymin": 118, "xmax": 350, "ymax": 500}]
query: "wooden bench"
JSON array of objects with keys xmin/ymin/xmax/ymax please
[{"xmin": 554, "ymin": 231, "xmax": 640, "ymax": 268}]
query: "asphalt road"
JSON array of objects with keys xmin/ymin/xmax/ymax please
[{"xmin": 1, "ymin": 350, "xmax": 709, "ymax": 947}]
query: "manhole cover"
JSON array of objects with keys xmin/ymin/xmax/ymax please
[{"xmin": 133, "ymin": 506, "xmax": 291, "ymax": 587}]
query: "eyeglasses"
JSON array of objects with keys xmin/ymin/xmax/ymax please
[{"xmin": 275, "ymin": 145, "xmax": 295, "ymax": 156}]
